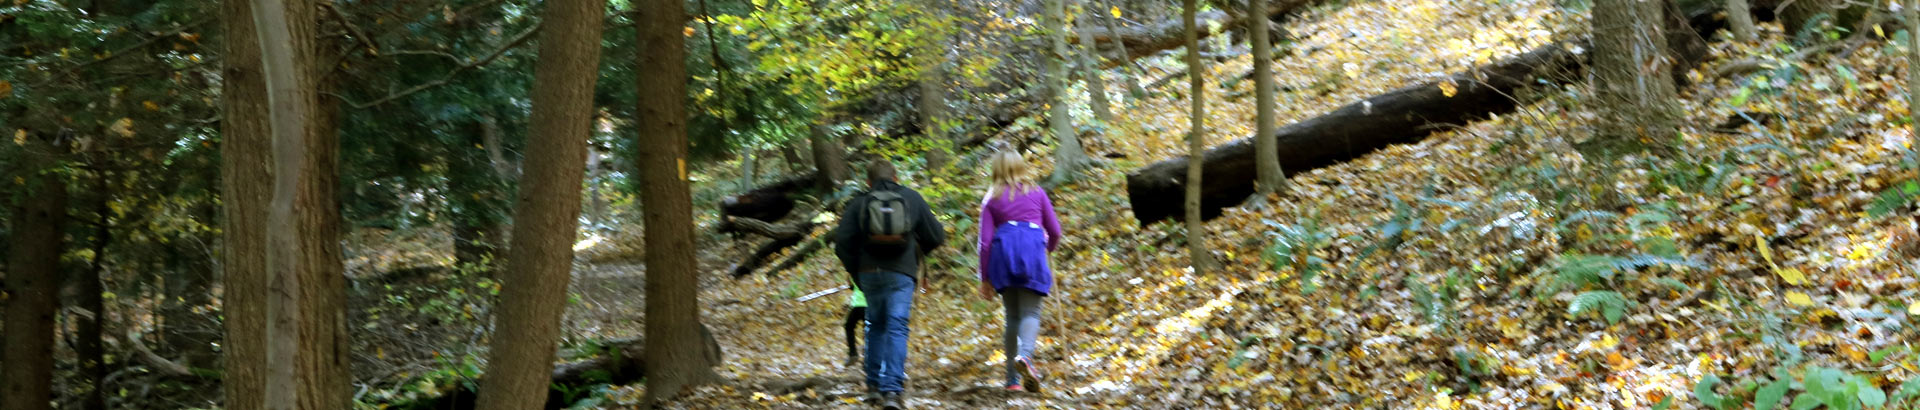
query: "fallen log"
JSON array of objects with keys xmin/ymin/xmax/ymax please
[
  {"xmin": 387, "ymin": 328, "xmax": 720, "ymax": 410},
  {"xmin": 718, "ymin": 173, "xmax": 817, "ymax": 227},
  {"xmin": 1124, "ymin": 0, "xmax": 1745, "ymax": 225},
  {"xmin": 385, "ymin": 339, "xmax": 644, "ymax": 410},
  {"xmin": 1125, "ymin": 44, "xmax": 1587, "ymax": 224}
]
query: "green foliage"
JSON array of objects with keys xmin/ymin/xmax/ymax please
[
  {"xmin": 1568, "ymin": 290, "xmax": 1628, "ymax": 324},
  {"xmin": 1696, "ymin": 364, "xmax": 1895, "ymax": 410},
  {"xmin": 1262, "ymin": 208, "xmax": 1334, "ymax": 293}
]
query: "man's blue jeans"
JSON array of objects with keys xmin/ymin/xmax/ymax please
[{"xmin": 857, "ymin": 271, "xmax": 914, "ymax": 393}]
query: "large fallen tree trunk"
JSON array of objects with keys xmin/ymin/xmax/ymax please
[
  {"xmin": 386, "ymin": 340, "xmax": 644, "ymax": 410},
  {"xmin": 1125, "ymin": 0, "xmax": 1747, "ymax": 225}
]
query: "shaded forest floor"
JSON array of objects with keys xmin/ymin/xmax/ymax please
[{"xmin": 342, "ymin": 0, "xmax": 1920, "ymax": 408}]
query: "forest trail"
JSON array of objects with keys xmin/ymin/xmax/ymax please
[
  {"xmin": 564, "ymin": 1, "xmax": 1576, "ymax": 407},
  {"xmin": 552, "ymin": 0, "xmax": 1920, "ymax": 407}
]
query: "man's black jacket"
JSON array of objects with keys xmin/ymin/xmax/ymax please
[{"xmin": 833, "ymin": 180, "xmax": 946, "ymax": 281}]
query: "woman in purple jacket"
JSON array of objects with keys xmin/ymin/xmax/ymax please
[{"xmin": 976, "ymin": 151, "xmax": 1063, "ymax": 393}]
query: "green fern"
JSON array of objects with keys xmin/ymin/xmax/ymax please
[{"xmin": 1569, "ymin": 291, "xmax": 1630, "ymax": 324}]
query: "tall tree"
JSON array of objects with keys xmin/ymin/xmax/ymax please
[
  {"xmin": 1249, "ymin": 0, "xmax": 1284, "ymax": 203},
  {"xmin": 1102, "ymin": 0, "xmax": 1147, "ymax": 101},
  {"xmin": 810, "ymin": 122, "xmax": 850, "ymax": 189},
  {"xmin": 1182, "ymin": 0, "xmax": 1214, "ymax": 272},
  {"xmin": 1727, "ymin": 0, "xmax": 1757, "ymax": 42},
  {"xmin": 473, "ymin": 0, "xmax": 608, "ymax": 408},
  {"xmin": 637, "ymin": 0, "xmax": 725, "ymax": 402},
  {"xmin": 1908, "ymin": 0, "xmax": 1919, "ymax": 152},
  {"xmin": 75, "ymin": 172, "xmax": 111, "ymax": 410},
  {"xmin": 1590, "ymin": 0, "xmax": 1678, "ymax": 156},
  {"xmin": 1046, "ymin": 0, "xmax": 1090, "ymax": 184},
  {"xmin": 2, "ymin": 133, "xmax": 68, "ymax": 410},
  {"xmin": 220, "ymin": 0, "xmax": 272, "ymax": 407},
  {"xmin": 1077, "ymin": 1, "xmax": 1114, "ymax": 125},
  {"xmin": 252, "ymin": 0, "xmax": 351, "ymax": 407},
  {"xmin": 919, "ymin": 13, "xmax": 951, "ymax": 171}
]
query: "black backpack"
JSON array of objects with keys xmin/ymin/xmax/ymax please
[{"xmin": 860, "ymin": 189, "xmax": 916, "ymax": 254}]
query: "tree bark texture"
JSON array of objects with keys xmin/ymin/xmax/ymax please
[
  {"xmin": 1047, "ymin": 0, "xmax": 1089, "ymax": 184},
  {"xmin": 2, "ymin": 135, "xmax": 69, "ymax": 410},
  {"xmin": 1182, "ymin": 0, "xmax": 1214, "ymax": 272},
  {"xmin": 251, "ymin": 0, "xmax": 351, "ymax": 407},
  {"xmin": 220, "ymin": 0, "xmax": 272, "ymax": 406},
  {"xmin": 76, "ymin": 174, "xmax": 112, "ymax": 410},
  {"xmin": 471, "ymin": 0, "xmax": 606, "ymax": 408},
  {"xmin": 1249, "ymin": 0, "xmax": 1284, "ymax": 200},
  {"xmin": 1727, "ymin": 0, "xmax": 1757, "ymax": 41},
  {"xmin": 919, "ymin": 3, "xmax": 952, "ymax": 171},
  {"xmin": 809, "ymin": 123, "xmax": 849, "ymax": 191},
  {"xmin": 1103, "ymin": 0, "xmax": 1148, "ymax": 101},
  {"xmin": 1591, "ymin": 0, "xmax": 1679, "ymax": 155},
  {"xmin": 1078, "ymin": 2, "xmax": 1114, "ymax": 125},
  {"xmin": 1778, "ymin": 0, "xmax": 1863, "ymax": 38},
  {"xmin": 1908, "ymin": 0, "xmax": 1919, "ymax": 151},
  {"xmin": 636, "ymin": 0, "xmax": 725, "ymax": 402}
]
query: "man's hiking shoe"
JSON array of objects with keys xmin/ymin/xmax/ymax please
[
  {"xmin": 1016, "ymin": 356, "xmax": 1043, "ymax": 393},
  {"xmin": 1006, "ymin": 384, "xmax": 1025, "ymax": 392},
  {"xmin": 879, "ymin": 392, "xmax": 905, "ymax": 410}
]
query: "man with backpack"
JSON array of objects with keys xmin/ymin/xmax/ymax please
[{"xmin": 833, "ymin": 161, "xmax": 945, "ymax": 410}]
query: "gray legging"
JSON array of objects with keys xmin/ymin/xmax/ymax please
[{"xmin": 1001, "ymin": 287, "xmax": 1044, "ymax": 386}]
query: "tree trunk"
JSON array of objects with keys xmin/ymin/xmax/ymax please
[
  {"xmin": 809, "ymin": 123, "xmax": 849, "ymax": 190},
  {"xmin": 919, "ymin": 46, "xmax": 950, "ymax": 171},
  {"xmin": 780, "ymin": 143, "xmax": 808, "ymax": 173},
  {"xmin": 252, "ymin": 0, "xmax": 351, "ymax": 406},
  {"xmin": 1727, "ymin": 0, "xmax": 1757, "ymax": 41},
  {"xmin": 1078, "ymin": 1, "xmax": 1114, "ymax": 125},
  {"xmin": 1589, "ymin": 0, "xmax": 1680, "ymax": 157},
  {"xmin": 472, "ymin": 0, "xmax": 606, "ymax": 408},
  {"xmin": 1047, "ymin": 0, "xmax": 1089, "ymax": 184},
  {"xmin": 585, "ymin": 147, "xmax": 612, "ymax": 226},
  {"xmin": 636, "ymin": 0, "xmax": 724, "ymax": 403},
  {"xmin": 75, "ymin": 174, "xmax": 111, "ymax": 410},
  {"xmin": 2, "ymin": 134, "xmax": 69, "ymax": 410},
  {"xmin": 1909, "ymin": 0, "xmax": 1918, "ymax": 154},
  {"xmin": 1249, "ymin": 0, "xmax": 1284, "ymax": 202},
  {"xmin": 1182, "ymin": 0, "xmax": 1214, "ymax": 273},
  {"xmin": 452, "ymin": 118, "xmax": 511, "ymax": 272},
  {"xmin": 1779, "ymin": 0, "xmax": 1863, "ymax": 38},
  {"xmin": 1103, "ymin": 0, "xmax": 1148, "ymax": 101},
  {"xmin": 221, "ymin": 0, "xmax": 272, "ymax": 406}
]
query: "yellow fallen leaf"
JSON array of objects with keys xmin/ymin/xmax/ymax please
[
  {"xmin": 1775, "ymin": 267, "xmax": 1806, "ymax": 286},
  {"xmin": 1756, "ymin": 235, "xmax": 1773, "ymax": 265},
  {"xmin": 1110, "ymin": 6, "xmax": 1122, "ymax": 18},
  {"xmin": 684, "ymin": 26, "xmax": 696, "ymax": 37},
  {"xmin": 1786, "ymin": 292, "xmax": 1812, "ymax": 306},
  {"xmin": 1437, "ymin": 79, "xmax": 1458, "ymax": 98},
  {"xmin": 142, "ymin": 100, "xmax": 160, "ymax": 111},
  {"xmin": 13, "ymin": 129, "xmax": 24, "ymax": 146},
  {"xmin": 0, "ymin": 80, "xmax": 11, "ymax": 98},
  {"xmin": 1909, "ymin": 302, "xmax": 1919, "ymax": 316}
]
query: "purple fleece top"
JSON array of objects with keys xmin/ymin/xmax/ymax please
[{"xmin": 977, "ymin": 186, "xmax": 1063, "ymax": 278}]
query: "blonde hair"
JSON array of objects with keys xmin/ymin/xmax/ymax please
[{"xmin": 989, "ymin": 151, "xmax": 1034, "ymax": 201}]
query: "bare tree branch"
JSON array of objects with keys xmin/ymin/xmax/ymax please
[{"xmin": 333, "ymin": 22, "xmax": 542, "ymax": 109}]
